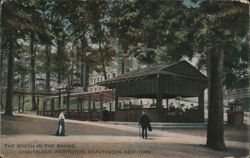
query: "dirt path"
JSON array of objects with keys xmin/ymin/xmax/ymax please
[{"xmin": 1, "ymin": 113, "xmax": 249, "ymax": 158}]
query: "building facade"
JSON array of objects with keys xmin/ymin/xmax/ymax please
[{"xmin": 87, "ymin": 68, "xmax": 118, "ymax": 92}]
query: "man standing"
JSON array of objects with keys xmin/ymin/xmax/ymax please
[{"xmin": 139, "ymin": 111, "xmax": 151, "ymax": 139}]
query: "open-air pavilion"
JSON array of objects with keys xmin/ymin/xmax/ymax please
[
  {"xmin": 98, "ymin": 60, "xmax": 207, "ymax": 122},
  {"xmin": 39, "ymin": 89, "xmax": 118, "ymax": 121},
  {"xmin": 39, "ymin": 60, "xmax": 207, "ymax": 123}
]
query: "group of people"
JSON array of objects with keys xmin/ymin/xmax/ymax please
[{"xmin": 55, "ymin": 108, "xmax": 152, "ymax": 139}]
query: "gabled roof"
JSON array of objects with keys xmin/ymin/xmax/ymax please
[
  {"xmin": 163, "ymin": 60, "xmax": 207, "ymax": 79},
  {"xmin": 99, "ymin": 60, "xmax": 207, "ymax": 86}
]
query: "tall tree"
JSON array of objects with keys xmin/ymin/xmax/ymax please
[
  {"xmin": 29, "ymin": 32, "xmax": 37, "ymax": 110},
  {"xmin": 0, "ymin": 0, "xmax": 5, "ymax": 111},
  {"xmin": 109, "ymin": 0, "xmax": 141, "ymax": 73},
  {"xmin": 24, "ymin": 0, "xmax": 52, "ymax": 111},
  {"xmin": 4, "ymin": 32, "xmax": 15, "ymax": 116},
  {"xmin": 2, "ymin": 0, "xmax": 52, "ymax": 114},
  {"xmin": 45, "ymin": 45, "xmax": 51, "ymax": 92},
  {"xmin": 2, "ymin": 0, "xmax": 18, "ymax": 115},
  {"xmin": 65, "ymin": 0, "xmax": 91, "ymax": 89},
  {"xmin": 50, "ymin": 0, "xmax": 71, "ymax": 84},
  {"xmin": 126, "ymin": 0, "xmax": 248, "ymax": 150},
  {"xmin": 62, "ymin": 0, "xmax": 116, "ymax": 89},
  {"xmin": 195, "ymin": 1, "xmax": 248, "ymax": 150},
  {"xmin": 39, "ymin": 0, "xmax": 54, "ymax": 93}
]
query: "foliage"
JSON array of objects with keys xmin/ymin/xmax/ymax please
[{"xmin": 192, "ymin": 1, "xmax": 249, "ymax": 89}]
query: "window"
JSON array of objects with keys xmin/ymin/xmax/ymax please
[
  {"xmin": 93, "ymin": 78, "xmax": 96, "ymax": 84},
  {"xmin": 113, "ymin": 73, "xmax": 116, "ymax": 78}
]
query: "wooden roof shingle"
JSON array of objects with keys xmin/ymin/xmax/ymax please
[{"xmin": 99, "ymin": 60, "xmax": 207, "ymax": 86}]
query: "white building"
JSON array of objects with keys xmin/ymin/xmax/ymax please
[{"xmin": 87, "ymin": 67, "xmax": 118, "ymax": 92}]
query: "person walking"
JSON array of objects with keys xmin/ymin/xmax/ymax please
[
  {"xmin": 139, "ymin": 111, "xmax": 151, "ymax": 139},
  {"xmin": 56, "ymin": 108, "xmax": 65, "ymax": 136}
]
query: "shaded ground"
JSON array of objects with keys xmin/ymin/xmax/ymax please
[
  {"xmin": 166, "ymin": 125, "xmax": 249, "ymax": 143},
  {"xmin": 1, "ymin": 115, "xmax": 137, "ymax": 136},
  {"xmin": 0, "ymin": 114, "xmax": 249, "ymax": 158}
]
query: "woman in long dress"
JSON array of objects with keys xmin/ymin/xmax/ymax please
[{"xmin": 56, "ymin": 109, "xmax": 65, "ymax": 136}]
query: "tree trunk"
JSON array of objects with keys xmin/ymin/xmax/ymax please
[
  {"xmin": 30, "ymin": 33, "xmax": 37, "ymax": 111},
  {"xmin": 70, "ymin": 61, "xmax": 73, "ymax": 85},
  {"xmin": 57, "ymin": 73, "xmax": 61, "ymax": 84},
  {"xmin": 0, "ymin": 47, "xmax": 3, "ymax": 112},
  {"xmin": 70, "ymin": 44, "xmax": 74, "ymax": 85},
  {"xmin": 101, "ymin": 63, "xmax": 107, "ymax": 80},
  {"xmin": 98, "ymin": 42, "xmax": 107, "ymax": 80},
  {"xmin": 21, "ymin": 73, "xmax": 25, "ymax": 88},
  {"xmin": 117, "ymin": 40, "xmax": 125, "ymax": 75},
  {"xmin": 76, "ymin": 47, "xmax": 80, "ymax": 83},
  {"xmin": 80, "ymin": 38, "xmax": 89, "ymax": 91},
  {"xmin": 81, "ymin": 64, "xmax": 89, "ymax": 92},
  {"xmin": 206, "ymin": 47, "xmax": 226, "ymax": 150},
  {"xmin": 45, "ymin": 45, "xmax": 51, "ymax": 93},
  {"xmin": 21, "ymin": 73, "xmax": 25, "ymax": 113},
  {"xmin": 121, "ymin": 58, "xmax": 125, "ymax": 74},
  {"xmin": 5, "ymin": 37, "xmax": 14, "ymax": 116},
  {"xmin": 56, "ymin": 35, "xmax": 65, "ymax": 84},
  {"xmin": 0, "ymin": 0, "xmax": 3, "ymax": 112},
  {"xmin": 248, "ymin": 6, "xmax": 250, "ymax": 84},
  {"xmin": 121, "ymin": 47, "xmax": 128, "ymax": 74}
]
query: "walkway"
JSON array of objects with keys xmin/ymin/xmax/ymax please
[{"xmin": 1, "ymin": 113, "xmax": 249, "ymax": 158}]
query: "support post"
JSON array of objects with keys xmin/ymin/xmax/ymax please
[
  {"xmin": 82, "ymin": 99, "xmax": 84, "ymax": 111},
  {"xmin": 36, "ymin": 97, "xmax": 40, "ymax": 115},
  {"xmin": 156, "ymin": 74, "xmax": 163, "ymax": 122},
  {"xmin": 51, "ymin": 98, "xmax": 55, "ymax": 116},
  {"xmin": 156, "ymin": 74, "xmax": 163, "ymax": 108},
  {"xmin": 58, "ymin": 89, "xmax": 61, "ymax": 109},
  {"xmin": 18, "ymin": 94, "xmax": 21, "ymax": 113},
  {"xmin": 80, "ymin": 98, "xmax": 83, "ymax": 111},
  {"xmin": 45, "ymin": 100, "xmax": 47, "ymax": 115},
  {"xmin": 77, "ymin": 97, "xmax": 80, "ymax": 119},
  {"xmin": 37, "ymin": 96, "xmax": 39, "ymax": 111},
  {"xmin": 66, "ymin": 92, "xmax": 70, "ymax": 114},
  {"xmin": 115, "ymin": 90, "xmax": 118, "ymax": 111},
  {"xmin": 88, "ymin": 96, "xmax": 91, "ymax": 120},
  {"xmin": 198, "ymin": 90, "xmax": 205, "ymax": 122},
  {"xmin": 100, "ymin": 94, "xmax": 103, "ymax": 121},
  {"xmin": 93, "ymin": 101, "xmax": 95, "ymax": 110},
  {"xmin": 156, "ymin": 95, "xmax": 163, "ymax": 108},
  {"xmin": 109, "ymin": 102, "xmax": 112, "ymax": 112},
  {"xmin": 43, "ymin": 101, "xmax": 46, "ymax": 116},
  {"xmin": 22, "ymin": 94, "xmax": 25, "ymax": 113}
]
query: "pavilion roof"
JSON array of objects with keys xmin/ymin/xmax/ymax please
[
  {"xmin": 99, "ymin": 60, "xmax": 207, "ymax": 86},
  {"xmin": 44, "ymin": 89, "xmax": 129, "ymax": 102}
]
